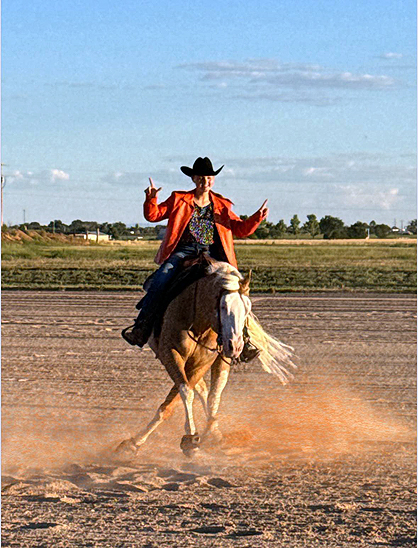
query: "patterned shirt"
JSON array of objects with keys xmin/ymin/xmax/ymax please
[{"xmin": 184, "ymin": 202, "xmax": 215, "ymax": 245}]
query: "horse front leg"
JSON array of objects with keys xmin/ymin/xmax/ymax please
[
  {"xmin": 179, "ymin": 376, "xmax": 211, "ymax": 456},
  {"xmin": 159, "ymin": 346, "xmax": 202, "ymax": 456},
  {"xmin": 178, "ymin": 383, "xmax": 200, "ymax": 456},
  {"xmin": 203, "ymin": 356, "xmax": 231, "ymax": 444},
  {"xmin": 194, "ymin": 377, "xmax": 209, "ymax": 417}
]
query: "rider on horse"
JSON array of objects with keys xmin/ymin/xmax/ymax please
[{"xmin": 122, "ymin": 157, "xmax": 269, "ymax": 360}]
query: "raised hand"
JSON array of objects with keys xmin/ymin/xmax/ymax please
[
  {"xmin": 257, "ymin": 199, "xmax": 269, "ymax": 220},
  {"xmin": 145, "ymin": 177, "xmax": 162, "ymax": 199}
]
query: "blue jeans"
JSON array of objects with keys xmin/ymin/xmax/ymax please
[{"xmin": 136, "ymin": 241, "xmax": 210, "ymax": 324}]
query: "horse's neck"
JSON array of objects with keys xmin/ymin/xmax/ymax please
[{"xmin": 192, "ymin": 275, "xmax": 222, "ymax": 333}]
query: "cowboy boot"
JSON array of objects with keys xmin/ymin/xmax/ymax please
[
  {"xmin": 238, "ymin": 323, "xmax": 260, "ymax": 363},
  {"xmin": 238, "ymin": 339, "xmax": 261, "ymax": 363},
  {"xmin": 122, "ymin": 318, "xmax": 154, "ymax": 348}
]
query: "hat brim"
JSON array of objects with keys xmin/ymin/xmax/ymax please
[
  {"xmin": 180, "ymin": 166, "xmax": 194, "ymax": 177},
  {"xmin": 180, "ymin": 165, "xmax": 224, "ymax": 177}
]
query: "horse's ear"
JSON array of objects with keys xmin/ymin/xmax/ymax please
[{"xmin": 239, "ymin": 270, "xmax": 251, "ymax": 295}]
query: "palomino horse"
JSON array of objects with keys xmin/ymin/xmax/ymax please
[{"xmin": 116, "ymin": 261, "xmax": 295, "ymax": 457}]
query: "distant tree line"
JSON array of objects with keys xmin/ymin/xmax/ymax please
[
  {"xmin": 4, "ymin": 216, "xmax": 417, "ymax": 240},
  {"xmin": 241, "ymin": 215, "xmax": 416, "ymax": 239},
  {"xmin": 4, "ymin": 220, "xmax": 166, "ymax": 240}
]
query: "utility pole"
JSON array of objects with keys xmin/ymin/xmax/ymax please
[
  {"xmin": 23, "ymin": 209, "xmax": 26, "ymax": 225},
  {"xmin": 1, "ymin": 163, "xmax": 8, "ymax": 227}
]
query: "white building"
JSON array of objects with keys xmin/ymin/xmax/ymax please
[{"xmin": 84, "ymin": 231, "xmax": 111, "ymax": 242}]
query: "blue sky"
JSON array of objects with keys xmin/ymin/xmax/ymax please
[{"xmin": 2, "ymin": 0, "xmax": 416, "ymax": 227}]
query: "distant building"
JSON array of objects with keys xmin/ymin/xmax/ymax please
[{"xmin": 84, "ymin": 231, "xmax": 111, "ymax": 242}]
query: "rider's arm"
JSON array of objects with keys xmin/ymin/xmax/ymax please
[
  {"xmin": 144, "ymin": 192, "xmax": 176, "ymax": 222},
  {"xmin": 228, "ymin": 209, "xmax": 264, "ymax": 239}
]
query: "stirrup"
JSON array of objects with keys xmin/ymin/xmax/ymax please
[
  {"xmin": 121, "ymin": 323, "xmax": 137, "ymax": 345},
  {"xmin": 238, "ymin": 341, "xmax": 261, "ymax": 363},
  {"xmin": 121, "ymin": 323, "xmax": 148, "ymax": 347},
  {"xmin": 122, "ymin": 318, "xmax": 154, "ymax": 347}
]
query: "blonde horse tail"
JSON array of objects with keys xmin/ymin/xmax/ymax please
[{"xmin": 246, "ymin": 312, "xmax": 296, "ymax": 385}]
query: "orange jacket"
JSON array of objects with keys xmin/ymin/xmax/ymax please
[{"xmin": 144, "ymin": 190, "xmax": 263, "ymax": 268}]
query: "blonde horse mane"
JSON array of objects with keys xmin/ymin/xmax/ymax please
[
  {"xmin": 207, "ymin": 261, "xmax": 296, "ymax": 385},
  {"xmin": 207, "ymin": 260, "xmax": 242, "ymax": 291}
]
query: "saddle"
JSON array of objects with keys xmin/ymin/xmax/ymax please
[{"xmin": 137, "ymin": 252, "xmax": 215, "ymax": 339}]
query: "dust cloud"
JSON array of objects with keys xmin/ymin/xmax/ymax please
[
  {"xmin": 219, "ymin": 379, "xmax": 414, "ymax": 463},
  {"xmin": 2, "ymin": 377, "xmax": 413, "ymax": 476}
]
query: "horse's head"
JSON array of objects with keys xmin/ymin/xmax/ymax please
[{"xmin": 218, "ymin": 271, "xmax": 252, "ymax": 359}]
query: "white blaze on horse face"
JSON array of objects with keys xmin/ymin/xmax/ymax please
[{"xmin": 220, "ymin": 292, "xmax": 251, "ymax": 358}]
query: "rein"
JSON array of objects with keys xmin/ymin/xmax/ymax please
[
  {"xmin": 186, "ymin": 330, "xmax": 234, "ymax": 366},
  {"xmin": 186, "ymin": 284, "xmax": 243, "ymax": 366}
]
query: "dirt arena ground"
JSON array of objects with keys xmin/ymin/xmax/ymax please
[{"xmin": 2, "ymin": 291, "xmax": 416, "ymax": 547}]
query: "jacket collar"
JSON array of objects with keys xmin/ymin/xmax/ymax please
[{"xmin": 179, "ymin": 190, "xmax": 224, "ymax": 213}]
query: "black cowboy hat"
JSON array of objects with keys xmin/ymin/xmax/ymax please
[{"xmin": 180, "ymin": 157, "xmax": 224, "ymax": 177}]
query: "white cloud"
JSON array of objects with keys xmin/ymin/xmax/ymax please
[
  {"xmin": 210, "ymin": 82, "xmax": 228, "ymax": 89},
  {"xmin": 223, "ymin": 168, "xmax": 235, "ymax": 176},
  {"xmin": 10, "ymin": 170, "xmax": 25, "ymax": 180},
  {"xmin": 6, "ymin": 169, "xmax": 70, "ymax": 186},
  {"xmin": 208, "ymin": 153, "xmax": 414, "ymax": 222},
  {"xmin": 231, "ymin": 91, "xmax": 342, "ymax": 106},
  {"xmin": 8, "ymin": 170, "xmax": 38, "ymax": 186},
  {"xmin": 51, "ymin": 169, "xmax": 70, "ymax": 182},
  {"xmin": 101, "ymin": 172, "xmax": 141, "ymax": 186},
  {"xmin": 178, "ymin": 58, "xmax": 397, "ymax": 97},
  {"xmin": 337, "ymin": 184, "xmax": 401, "ymax": 210},
  {"xmin": 221, "ymin": 152, "xmax": 416, "ymax": 187},
  {"xmin": 380, "ymin": 52, "xmax": 403, "ymax": 59},
  {"xmin": 303, "ymin": 167, "xmax": 333, "ymax": 178},
  {"xmin": 176, "ymin": 58, "xmax": 399, "ymax": 106}
]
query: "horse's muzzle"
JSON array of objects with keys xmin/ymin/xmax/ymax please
[{"xmin": 222, "ymin": 337, "xmax": 244, "ymax": 359}]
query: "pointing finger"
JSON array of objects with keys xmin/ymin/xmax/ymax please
[{"xmin": 149, "ymin": 177, "xmax": 155, "ymax": 188}]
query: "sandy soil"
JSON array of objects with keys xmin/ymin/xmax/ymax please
[{"xmin": 2, "ymin": 291, "xmax": 416, "ymax": 547}]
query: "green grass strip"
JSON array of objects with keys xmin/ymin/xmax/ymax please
[{"xmin": 1, "ymin": 266, "xmax": 415, "ymax": 292}]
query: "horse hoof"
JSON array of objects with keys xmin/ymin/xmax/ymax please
[
  {"xmin": 180, "ymin": 434, "xmax": 200, "ymax": 457},
  {"xmin": 114, "ymin": 438, "xmax": 138, "ymax": 460}
]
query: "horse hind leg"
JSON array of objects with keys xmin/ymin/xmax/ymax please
[{"xmin": 115, "ymin": 386, "xmax": 180, "ymax": 457}]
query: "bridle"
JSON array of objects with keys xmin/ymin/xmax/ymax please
[{"xmin": 186, "ymin": 284, "xmax": 248, "ymax": 365}]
